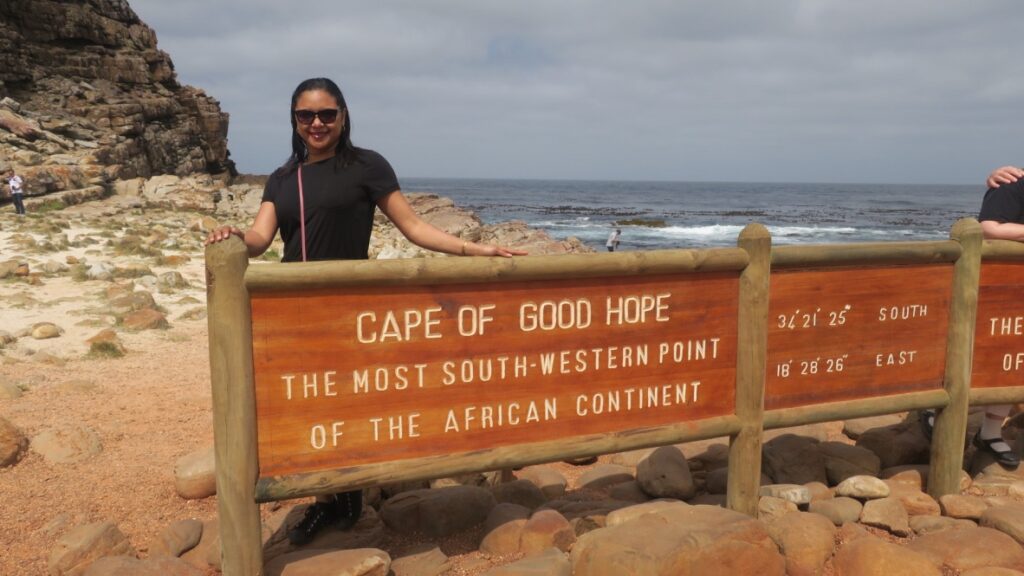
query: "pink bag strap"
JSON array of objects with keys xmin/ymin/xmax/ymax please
[{"xmin": 297, "ymin": 164, "xmax": 307, "ymax": 262}]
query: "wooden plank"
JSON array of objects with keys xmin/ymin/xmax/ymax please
[
  {"xmin": 246, "ymin": 248, "xmax": 749, "ymax": 291},
  {"xmin": 772, "ymin": 241, "xmax": 960, "ymax": 268},
  {"xmin": 256, "ymin": 414, "xmax": 742, "ymax": 501},
  {"xmin": 205, "ymin": 239, "xmax": 263, "ymax": 576},
  {"xmin": 764, "ymin": 389, "xmax": 949, "ymax": 430},
  {"xmin": 982, "ymin": 239, "xmax": 1024, "ymax": 261},
  {"xmin": 765, "ymin": 265, "xmax": 952, "ymax": 410},
  {"xmin": 970, "ymin": 386, "xmax": 1024, "ymax": 405},
  {"xmin": 727, "ymin": 224, "xmax": 771, "ymax": 517},
  {"xmin": 972, "ymin": 262, "xmax": 1024, "ymax": 389},
  {"xmin": 250, "ymin": 272, "xmax": 739, "ymax": 481},
  {"xmin": 930, "ymin": 218, "xmax": 981, "ymax": 498}
]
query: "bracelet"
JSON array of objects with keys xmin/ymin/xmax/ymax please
[{"xmin": 460, "ymin": 240, "xmax": 467, "ymax": 256}]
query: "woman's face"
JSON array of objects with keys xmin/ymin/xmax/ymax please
[{"xmin": 294, "ymin": 89, "xmax": 346, "ymax": 163}]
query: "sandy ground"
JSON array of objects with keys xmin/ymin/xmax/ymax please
[{"xmin": 0, "ymin": 200, "xmax": 222, "ymax": 575}]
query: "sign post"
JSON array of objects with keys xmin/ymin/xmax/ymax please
[{"xmin": 205, "ymin": 240, "xmax": 262, "ymax": 576}]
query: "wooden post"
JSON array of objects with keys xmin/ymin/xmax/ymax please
[
  {"xmin": 929, "ymin": 218, "xmax": 982, "ymax": 498},
  {"xmin": 727, "ymin": 223, "xmax": 771, "ymax": 516},
  {"xmin": 206, "ymin": 238, "xmax": 263, "ymax": 576}
]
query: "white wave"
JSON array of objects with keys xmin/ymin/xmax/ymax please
[
  {"xmin": 769, "ymin": 225, "xmax": 858, "ymax": 237},
  {"xmin": 657, "ymin": 225, "xmax": 747, "ymax": 238}
]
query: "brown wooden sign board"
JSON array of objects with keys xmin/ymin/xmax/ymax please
[
  {"xmin": 766, "ymin": 264, "xmax": 953, "ymax": 410},
  {"xmin": 973, "ymin": 262, "xmax": 1024, "ymax": 389},
  {"xmin": 250, "ymin": 273, "xmax": 739, "ymax": 480}
]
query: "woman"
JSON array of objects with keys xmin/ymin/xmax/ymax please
[
  {"xmin": 206, "ymin": 77, "xmax": 525, "ymax": 545},
  {"xmin": 921, "ymin": 164, "xmax": 1023, "ymax": 469}
]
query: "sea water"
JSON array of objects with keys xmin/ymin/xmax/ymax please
[{"xmin": 402, "ymin": 178, "xmax": 984, "ymax": 251}]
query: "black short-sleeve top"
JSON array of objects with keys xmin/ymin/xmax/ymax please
[
  {"xmin": 262, "ymin": 148, "xmax": 400, "ymax": 262},
  {"xmin": 979, "ymin": 179, "xmax": 1024, "ymax": 225}
]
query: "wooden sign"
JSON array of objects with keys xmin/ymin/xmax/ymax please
[
  {"xmin": 766, "ymin": 265, "xmax": 952, "ymax": 410},
  {"xmin": 973, "ymin": 262, "xmax": 1024, "ymax": 388},
  {"xmin": 250, "ymin": 273, "xmax": 739, "ymax": 479}
]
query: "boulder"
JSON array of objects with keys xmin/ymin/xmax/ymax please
[
  {"xmin": 0, "ymin": 416, "xmax": 28, "ymax": 467},
  {"xmin": 48, "ymin": 522, "xmax": 137, "ymax": 576},
  {"xmin": 380, "ymin": 485, "xmax": 496, "ymax": 537},
  {"xmin": 174, "ymin": 445, "xmax": 216, "ymax": 500},
  {"xmin": 571, "ymin": 505, "xmax": 785, "ymax": 576}
]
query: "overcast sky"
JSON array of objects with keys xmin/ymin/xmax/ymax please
[{"xmin": 130, "ymin": 1, "xmax": 1023, "ymax": 185}]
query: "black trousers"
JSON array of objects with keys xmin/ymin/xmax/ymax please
[{"xmin": 12, "ymin": 194, "xmax": 24, "ymax": 214}]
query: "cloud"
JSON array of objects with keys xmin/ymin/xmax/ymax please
[{"xmin": 130, "ymin": 0, "xmax": 1024, "ymax": 183}]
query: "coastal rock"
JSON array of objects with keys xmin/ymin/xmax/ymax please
[
  {"xmin": 519, "ymin": 509, "xmax": 576, "ymax": 554},
  {"xmin": 859, "ymin": 497, "xmax": 911, "ymax": 536},
  {"xmin": 31, "ymin": 321, "xmax": 63, "ymax": 339},
  {"xmin": 149, "ymin": 519, "xmax": 204, "ymax": 558},
  {"xmin": 762, "ymin": 434, "xmax": 827, "ymax": 485},
  {"xmin": 809, "ymin": 496, "xmax": 864, "ymax": 526},
  {"xmin": 174, "ymin": 445, "xmax": 216, "ymax": 500},
  {"xmin": 389, "ymin": 545, "xmax": 451, "ymax": 576},
  {"xmin": 832, "ymin": 536, "xmax": 941, "ymax": 576},
  {"xmin": 835, "ymin": 475, "xmax": 891, "ymax": 499},
  {"xmin": 759, "ymin": 484, "xmax": 812, "ymax": 506},
  {"xmin": 907, "ymin": 527, "xmax": 1024, "ymax": 572},
  {"xmin": 48, "ymin": 522, "xmax": 137, "ymax": 576},
  {"xmin": 575, "ymin": 464, "xmax": 634, "ymax": 490},
  {"xmin": 380, "ymin": 485, "xmax": 496, "ymax": 537},
  {"xmin": 263, "ymin": 548, "xmax": 391, "ymax": 576},
  {"xmin": 765, "ymin": 511, "xmax": 837, "ymax": 576},
  {"xmin": 517, "ymin": 467, "xmax": 568, "ymax": 500},
  {"xmin": 0, "ymin": 1, "xmax": 232, "ymax": 199},
  {"xmin": 0, "ymin": 416, "xmax": 27, "ymax": 467},
  {"xmin": 636, "ymin": 445, "xmax": 695, "ymax": 500},
  {"xmin": 31, "ymin": 424, "xmax": 103, "ymax": 464},
  {"xmin": 479, "ymin": 503, "xmax": 531, "ymax": 556},
  {"xmin": 121, "ymin": 308, "xmax": 169, "ymax": 331},
  {"xmin": 570, "ymin": 504, "xmax": 786, "ymax": 576},
  {"xmin": 490, "ymin": 478, "xmax": 548, "ymax": 510}
]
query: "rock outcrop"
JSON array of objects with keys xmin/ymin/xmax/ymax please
[{"xmin": 0, "ymin": 0, "xmax": 231, "ymax": 202}]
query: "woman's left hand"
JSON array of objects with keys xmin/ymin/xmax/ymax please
[
  {"xmin": 467, "ymin": 241, "xmax": 528, "ymax": 257},
  {"xmin": 486, "ymin": 245, "xmax": 529, "ymax": 257}
]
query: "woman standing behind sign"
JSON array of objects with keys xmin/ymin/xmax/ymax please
[
  {"xmin": 921, "ymin": 165, "xmax": 1023, "ymax": 469},
  {"xmin": 206, "ymin": 77, "xmax": 525, "ymax": 545}
]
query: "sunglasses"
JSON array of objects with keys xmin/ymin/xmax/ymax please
[{"xmin": 294, "ymin": 108, "xmax": 341, "ymax": 125}]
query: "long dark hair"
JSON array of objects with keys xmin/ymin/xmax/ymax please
[{"xmin": 286, "ymin": 77, "xmax": 356, "ymax": 169}]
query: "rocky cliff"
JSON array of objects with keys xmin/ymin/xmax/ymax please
[{"xmin": 0, "ymin": 0, "xmax": 231, "ymax": 199}]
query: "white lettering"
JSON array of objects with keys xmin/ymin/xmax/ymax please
[
  {"xmin": 605, "ymin": 293, "xmax": 671, "ymax": 325},
  {"xmin": 444, "ymin": 399, "xmax": 557, "ymax": 432},
  {"xmin": 878, "ymin": 304, "xmax": 929, "ymax": 322},
  {"xmin": 519, "ymin": 299, "xmax": 592, "ymax": 332},
  {"xmin": 355, "ymin": 307, "xmax": 443, "ymax": 343},
  {"xmin": 874, "ymin": 350, "xmax": 918, "ymax": 367},
  {"xmin": 575, "ymin": 382, "xmax": 700, "ymax": 416},
  {"xmin": 1003, "ymin": 353, "xmax": 1024, "ymax": 372},
  {"xmin": 990, "ymin": 316, "xmax": 1024, "ymax": 336}
]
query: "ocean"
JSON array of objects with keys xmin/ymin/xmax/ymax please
[{"xmin": 402, "ymin": 178, "xmax": 984, "ymax": 252}]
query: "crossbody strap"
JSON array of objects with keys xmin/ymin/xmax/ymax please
[{"xmin": 297, "ymin": 164, "xmax": 307, "ymax": 262}]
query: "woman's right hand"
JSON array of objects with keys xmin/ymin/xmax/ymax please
[
  {"xmin": 987, "ymin": 166, "xmax": 1023, "ymax": 189},
  {"xmin": 205, "ymin": 225, "xmax": 244, "ymax": 245}
]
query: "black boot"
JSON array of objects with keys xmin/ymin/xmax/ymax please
[
  {"xmin": 287, "ymin": 500, "xmax": 339, "ymax": 546},
  {"xmin": 335, "ymin": 490, "xmax": 363, "ymax": 531}
]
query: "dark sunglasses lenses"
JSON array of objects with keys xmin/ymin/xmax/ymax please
[{"xmin": 294, "ymin": 109, "xmax": 339, "ymax": 125}]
